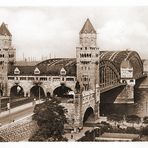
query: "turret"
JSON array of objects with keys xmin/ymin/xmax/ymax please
[
  {"xmin": 76, "ymin": 18, "xmax": 100, "ymax": 91},
  {"xmin": 0, "ymin": 22, "xmax": 16, "ymax": 96}
]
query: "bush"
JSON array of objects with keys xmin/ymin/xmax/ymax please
[
  {"xmin": 78, "ymin": 130, "xmax": 95, "ymax": 141},
  {"xmin": 107, "ymin": 114, "xmax": 123, "ymax": 122},
  {"xmin": 126, "ymin": 115, "xmax": 141, "ymax": 124},
  {"xmin": 141, "ymin": 126, "xmax": 148, "ymax": 135},
  {"xmin": 126, "ymin": 127, "xmax": 139, "ymax": 134}
]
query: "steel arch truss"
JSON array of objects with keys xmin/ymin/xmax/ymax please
[
  {"xmin": 100, "ymin": 60, "xmax": 120, "ymax": 88},
  {"xmin": 126, "ymin": 51, "xmax": 143, "ymax": 79}
]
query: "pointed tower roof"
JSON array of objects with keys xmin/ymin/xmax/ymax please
[
  {"xmin": 80, "ymin": 18, "xmax": 96, "ymax": 34},
  {"xmin": 0, "ymin": 22, "xmax": 12, "ymax": 36}
]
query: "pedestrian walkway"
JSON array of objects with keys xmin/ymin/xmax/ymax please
[
  {"xmin": 64, "ymin": 126, "xmax": 94, "ymax": 141},
  {"xmin": 0, "ymin": 100, "xmax": 43, "ymax": 118}
]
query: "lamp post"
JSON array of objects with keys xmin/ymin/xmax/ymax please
[
  {"xmin": 39, "ymin": 86, "xmax": 40, "ymax": 103},
  {"xmin": 7, "ymin": 98, "xmax": 11, "ymax": 123}
]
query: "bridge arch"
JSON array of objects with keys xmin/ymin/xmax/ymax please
[
  {"xmin": 10, "ymin": 85, "xmax": 24, "ymax": 98},
  {"xmin": 100, "ymin": 50, "xmax": 143, "ymax": 79},
  {"xmin": 126, "ymin": 51, "xmax": 143, "ymax": 79},
  {"xmin": 53, "ymin": 84, "xmax": 72, "ymax": 97},
  {"xmin": 83, "ymin": 107, "xmax": 95, "ymax": 124},
  {"xmin": 30, "ymin": 85, "xmax": 45, "ymax": 99},
  {"xmin": 100, "ymin": 60, "xmax": 120, "ymax": 88}
]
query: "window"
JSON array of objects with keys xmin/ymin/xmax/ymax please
[
  {"xmin": 9, "ymin": 54, "xmax": 14, "ymax": 58},
  {"xmin": 8, "ymin": 77, "xmax": 14, "ymax": 80},
  {"xmin": 20, "ymin": 77, "xmax": 26, "ymax": 80},
  {"xmin": 40, "ymin": 77, "xmax": 47, "ymax": 81},
  {"xmin": 85, "ymin": 47, "xmax": 87, "ymax": 50},
  {"xmin": 34, "ymin": 67, "xmax": 40, "ymax": 75},
  {"xmin": 60, "ymin": 68, "xmax": 66, "ymax": 76},
  {"xmin": 66, "ymin": 78, "xmax": 74, "ymax": 81},
  {"xmin": 28, "ymin": 77, "xmax": 34, "ymax": 80},
  {"xmin": 53, "ymin": 77, "xmax": 60, "ymax": 81},
  {"xmin": 14, "ymin": 67, "xmax": 20, "ymax": 74}
]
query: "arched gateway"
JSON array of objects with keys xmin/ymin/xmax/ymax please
[
  {"xmin": 53, "ymin": 84, "xmax": 72, "ymax": 98},
  {"xmin": 10, "ymin": 85, "xmax": 24, "ymax": 98},
  {"xmin": 83, "ymin": 107, "xmax": 95, "ymax": 124},
  {"xmin": 30, "ymin": 85, "xmax": 45, "ymax": 98}
]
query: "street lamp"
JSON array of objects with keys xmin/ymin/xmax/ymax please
[
  {"xmin": 7, "ymin": 98, "xmax": 11, "ymax": 123},
  {"xmin": 39, "ymin": 86, "xmax": 40, "ymax": 103}
]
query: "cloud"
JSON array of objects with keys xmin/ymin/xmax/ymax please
[
  {"xmin": 98, "ymin": 19, "xmax": 148, "ymax": 58},
  {"xmin": 0, "ymin": 7, "xmax": 148, "ymax": 60}
]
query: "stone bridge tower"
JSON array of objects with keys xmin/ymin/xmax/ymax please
[
  {"xmin": 76, "ymin": 18, "xmax": 100, "ymax": 91},
  {"xmin": 0, "ymin": 22, "xmax": 16, "ymax": 96},
  {"xmin": 75, "ymin": 18, "xmax": 100, "ymax": 128}
]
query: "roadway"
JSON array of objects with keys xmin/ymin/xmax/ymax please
[
  {"xmin": 0, "ymin": 106, "xmax": 34, "ymax": 125},
  {"xmin": 0, "ymin": 100, "xmax": 43, "ymax": 126}
]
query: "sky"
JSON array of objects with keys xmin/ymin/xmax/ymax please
[{"xmin": 0, "ymin": 6, "xmax": 148, "ymax": 60}]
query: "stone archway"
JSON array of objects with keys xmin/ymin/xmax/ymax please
[
  {"xmin": 83, "ymin": 107, "xmax": 95, "ymax": 124},
  {"xmin": 10, "ymin": 85, "xmax": 24, "ymax": 98},
  {"xmin": 53, "ymin": 84, "xmax": 72, "ymax": 98},
  {"xmin": 30, "ymin": 85, "xmax": 45, "ymax": 99}
]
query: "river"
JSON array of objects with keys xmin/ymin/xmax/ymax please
[{"xmin": 100, "ymin": 88, "xmax": 148, "ymax": 117}]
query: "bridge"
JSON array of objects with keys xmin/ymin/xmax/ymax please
[
  {"xmin": 0, "ymin": 18, "xmax": 147, "ymax": 141},
  {"xmin": 3, "ymin": 49, "xmax": 145, "ymax": 132},
  {"xmin": 73, "ymin": 50, "xmax": 146, "ymax": 129}
]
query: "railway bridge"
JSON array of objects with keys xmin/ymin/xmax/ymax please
[
  {"xmin": 73, "ymin": 50, "xmax": 146, "ymax": 128},
  {"xmin": 0, "ymin": 18, "xmax": 146, "ymax": 130}
]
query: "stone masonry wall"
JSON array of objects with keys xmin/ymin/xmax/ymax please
[{"xmin": 0, "ymin": 116, "xmax": 38, "ymax": 142}]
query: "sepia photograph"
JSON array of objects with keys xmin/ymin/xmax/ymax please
[{"xmin": 0, "ymin": 0, "xmax": 148, "ymax": 143}]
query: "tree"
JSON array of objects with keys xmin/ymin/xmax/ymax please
[
  {"xmin": 107, "ymin": 114, "xmax": 123, "ymax": 122},
  {"xmin": 126, "ymin": 115, "xmax": 141, "ymax": 127},
  {"xmin": 107, "ymin": 114, "xmax": 124, "ymax": 127},
  {"xmin": 29, "ymin": 98, "xmax": 68, "ymax": 141}
]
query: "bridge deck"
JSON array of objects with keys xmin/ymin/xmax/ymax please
[{"xmin": 100, "ymin": 83, "xmax": 126, "ymax": 93}]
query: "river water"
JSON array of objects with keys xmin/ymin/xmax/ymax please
[{"xmin": 100, "ymin": 88, "xmax": 148, "ymax": 117}]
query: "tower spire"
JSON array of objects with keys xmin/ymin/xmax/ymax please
[
  {"xmin": 80, "ymin": 18, "xmax": 96, "ymax": 34},
  {"xmin": 0, "ymin": 22, "xmax": 12, "ymax": 36}
]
